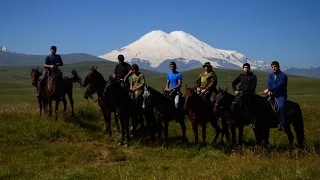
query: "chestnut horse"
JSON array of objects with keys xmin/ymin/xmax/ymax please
[{"xmin": 183, "ymin": 84, "xmax": 222, "ymax": 147}]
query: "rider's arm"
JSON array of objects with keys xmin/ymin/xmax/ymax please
[
  {"xmin": 113, "ymin": 65, "xmax": 117, "ymax": 78},
  {"xmin": 134, "ymin": 74, "xmax": 145, "ymax": 90},
  {"xmin": 268, "ymin": 73, "xmax": 287, "ymax": 92},
  {"xmin": 247, "ymin": 75, "xmax": 257, "ymax": 92},
  {"xmin": 232, "ymin": 75, "xmax": 241, "ymax": 91},
  {"xmin": 195, "ymin": 73, "xmax": 201, "ymax": 88},
  {"xmin": 207, "ymin": 72, "xmax": 217, "ymax": 91},
  {"xmin": 124, "ymin": 63, "xmax": 133, "ymax": 80},
  {"xmin": 165, "ymin": 74, "xmax": 170, "ymax": 90},
  {"xmin": 43, "ymin": 56, "xmax": 53, "ymax": 69},
  {"xmin": 56, "ymin": 55, "xmax": 63, "ymax": 66}
]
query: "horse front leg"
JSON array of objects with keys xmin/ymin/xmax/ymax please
[
  {"xmin": 238, "ymin": 125, "xmax": 244, "ymax": 147},
  {"xmin": 62, "ymin": 95, "xmax": 67, "ymax": 118},
  {"xmin": 201, "ymin": 122, "xmax": 207, "ymax": 147},
  {"xmin": 178, "ymin": 116, "xmax": 187, "ymax": 144},
  {"xmin": 210, "ymin": 118, "xmax": 221, "ymax": 144},
  {"xmin": 48, "ymin": 100, "xmax": 53, "ymax": 119},
  {"xmin": 191, "ymin": 119, "xmax": 199, "ymax": 145},
  {"xmin": 55, "ymin": 99, "xmax": 60, "ymax": 120},
  {"xmin": 114, "ymin": 112, "xmax": 121, "ymax": 133},
  {"xmin": 163, "ymin": 120, "xmax": 169, "ymax": 149},
  {"xmin": 102, "ymin": 107, "xmax": 112, "ymax": 136},
  {"xmin": 38, "ymin": 98, "xmax": 42, "ymax": 117}
]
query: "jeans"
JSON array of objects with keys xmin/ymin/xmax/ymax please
[{"xmin": 277, "ymin": 96, "xmax": 286, "ymax": 126}]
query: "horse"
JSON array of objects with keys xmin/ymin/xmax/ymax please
[
  {"xmin": 142, "ymin": 85, "xmax": 187, "ymax": 148},
  {"xmin": 183, "ymin": 85, "xmax": 222, "ymax": 147},
  {"xmin": 82, "ymin": 66, "xmax": 141, "ymax": 146},
  {"xmin": 39, "ymin": 67, "xmax": 81, "ymax": 119},
  {"xmin": 213, "ymin": 88, "xmax": 254, "ymax": 146},
  {"xmin": 30, "ymin": 67, "xmax": 47, "ymax": 116},
  {"xmin": 230, "ymin": 91, "xmax": 305, "ymax": 150}
]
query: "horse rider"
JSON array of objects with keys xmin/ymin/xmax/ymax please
[
  {"xmin": 195, "ymin": 62, "xmax": 218, "ymax": 103},
  {"xmin": 164, "ymin": 62, "xmax": 182, "ymax": 108},
  {"xmin": 263, "ymin": 61, "xmax": 288, "ymax": 131},
  {"xmin": 232, "ymin": 62, "xmax": 257, "ymax": 128},
  {"xmin": 37, "ymin": 45, "xmax": 63, "ymax": 97},
  {"xmin": 112, "ymin": 54, "xmax": 132, "ymax": 90},
  {"xmin": 130, "ymin": 64, "xmax": 145, "ymax": 109}
]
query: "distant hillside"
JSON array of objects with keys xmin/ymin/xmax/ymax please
[
  {"xmin": 0, "ymin": 51, "xmax": 105, "ymax": 66},
  {"xmin": 0, "ymin": 61, "xmax": 165, "ymax": 89},
  {"xmin": 284, "ymin": 67, "xmax": 320, "ymax": 78}
]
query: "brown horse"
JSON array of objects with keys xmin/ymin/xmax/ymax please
[
  {"xmin": 184, "ymin": 84, "xmax": 222, "ymax": 147},
  {"xmin": 38, "ymin": 67, "xmax": 81, "ymax": 119},
  {"xmin": 30, "ymin": 67, "xmax": 47, "ymax": 116},
  {"xmin": 83, "ymin": 79, "xmax": 121, "ymax": 133}
]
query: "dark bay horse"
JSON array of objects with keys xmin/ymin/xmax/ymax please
[
  {"xmin": 230, "ymin": 92, "xmax": 305, "ymax": 150},
  {"xmin": 30, "ymin": 67, "xmax": 47, "ymax": 116},
  {"xmin": 37, "ymin": 67, "xmax": 81, "ymax": 119},
  {"xmin": 213, "ymin": 88, "xmax": 254, "ymax": 146},
  {"xmin": 82, "ymin": 66, "xmax": 139, "ymax": 146},
  {"xmin": 184, "ymin": 85, "xmax": 222, "ymax": 147},
  {"xmin": 142, "ymin": 85, "xmax": 187, "ymax": 148}
]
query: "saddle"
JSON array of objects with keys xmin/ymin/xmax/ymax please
[{"xmin": 162, "ymin": 89, "xmax": 182, "ymax": 108}]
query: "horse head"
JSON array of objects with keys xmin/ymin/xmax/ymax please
[
  {"xmin": 230, "ymin": 91, "xmax": 248, "ymax": 112},
  {"xmin": 82, "ymin": 66, "xmax": 106, "ymax": 98},
  {"xmin": 183, "ymin": 84, "xmax": 199, "ymax": 111},
  {"xmin": 213, "ymin": 87, "xmax": 230, "ymax": 114},
  {"xmin": 30, "ymin": 66, "xmax": 42, "ymax": 86}
]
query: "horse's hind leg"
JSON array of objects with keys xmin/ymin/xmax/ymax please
[
  {"xmin": 179, "ymin": 117, "xmax": 187, "ymax": 143},
  {"xmin": 67, "ymin": 91, "xmax": 74, "ymax": 116},
  {"xmin": 62, "ymin": 95, "xmax": 67, "ymax": 117},
  {"xmin": 283, "ymin": 123, "xmax": 294, "ymax": 151},
  {"xmin": 201, "ymin": 123, "xmax": 207, "ymax": 147},
  {"xmin": 163, "ymin": 120, "xmax": 169, "ymax": 148},
  {"xmin": 238, "ymin": 125, "xmax": 244, "ymax": 147},
  {"xmin": 55, "ymin": 99, "xmax": 60, "ymax": 120},
  {"xmin": 38, "ymin": 98, "xmax": 42, "ymax": 116},
  {"xmin": 114, "ymin": 112, "xmax": 121, "ymax": 133},
  {"xmin": 191, "ymin": 120, "xmax": 199, "ymax": 145}
]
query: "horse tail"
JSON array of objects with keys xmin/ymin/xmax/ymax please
[
  {"xmin": 292, "ymin": 102, "xmax": 305, "ymax": 146},
  {"xmin": 70, "ymin": 69, "xmax": 82, "ymax": 86}
]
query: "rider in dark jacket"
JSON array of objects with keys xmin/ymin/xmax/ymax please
[
  {"xmin": 232, "ymin": 63, "xmax": 257, "ymax": 128},
  {"xmin": 232, "ymin": 63, "xmax": 257, "ymax": 95}
]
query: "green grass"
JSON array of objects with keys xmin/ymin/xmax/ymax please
[{"xmin": 1, "ymin": 64, "xmax": 320, "ymax": 179}]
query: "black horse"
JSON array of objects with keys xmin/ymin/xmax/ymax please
[
  {"xmin": 142, "ymin": 85, "xmax": 187, "ymax": 148},
  {"xmin": 213, "ymin": 88, "xmax": 254, "ymax": 146},
  {"xmin": 230, "ymin": 91, "xmax": 305, "ymax": 150},
  {"xmin": 82, "ymin": 67, "xmax": 141, "ymax": 146}
]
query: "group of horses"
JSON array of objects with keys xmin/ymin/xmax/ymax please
[{"xmin": 30, "ymin": 66, "xmax": 305, "ymax": 151}]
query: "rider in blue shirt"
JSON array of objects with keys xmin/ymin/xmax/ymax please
[
  {"xmin": 263, "ymin": 61, "xmax": 288, "ymax": 131},
  {"xmin": 165, "ymin": 62, "xmax": 182, "ymax": 108},
  {"xmin": 37, "ymin": 46, "xmax": 63, "ymax": 97}
]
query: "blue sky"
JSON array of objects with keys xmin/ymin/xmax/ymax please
[{"xmin": 0, "ymin": 0, "xmax": 319, "ymax": 68}]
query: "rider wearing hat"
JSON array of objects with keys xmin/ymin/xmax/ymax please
[{"xmin": 195, "ymin": 62, "xmax": 218, "ymax": 103}]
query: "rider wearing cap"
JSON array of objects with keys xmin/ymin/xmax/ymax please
[
  {"xmin": 195, "ymin": 62, "xmax": 218, "ymax": 103},
  {"xmin": 130, "ymin": 64, "xmax": 145, "ymax": 108},
  {"xmin": 165, "ymin": 62, "xmax": 182, "ymax": 108},
  {"xmin": 37, "ymin": 45, "xmax": 63, "ymax": 97},
  {"xmin": 113, "ymin": 54, "xmax": 132, "ymax": 90}
]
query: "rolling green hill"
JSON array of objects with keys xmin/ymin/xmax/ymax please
[{"xmin": 1, "ymin": 62, "xmax": 320, "ymax": 179}]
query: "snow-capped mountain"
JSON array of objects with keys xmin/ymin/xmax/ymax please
[
  {"xmin": 0, "ymin": 46, "xmax": 8, "ymax": 52},
  {"xmin": 99, "ymin": 30, "xmax": 270, "ymax": 72}
]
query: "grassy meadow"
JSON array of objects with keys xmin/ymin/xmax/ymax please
[{"xmin": 1, "ymin": 61, "xmax": 320, "ymax": 179}]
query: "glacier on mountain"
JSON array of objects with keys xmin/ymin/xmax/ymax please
[{"xmin": 102, "ymin": 30, "xmax": 269, "ymax": 72}]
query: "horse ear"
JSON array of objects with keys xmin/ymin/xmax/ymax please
[
  {"xmin": 185, "ymin": 84, "xmax": 188, "ymax": 89},
  {"xmin": 224, "ymin": 87, "xmax": 228, "ymax": 93},
  {"xmin": 218, "ymin": 86, "xmax": 222, "ymax": 92},
  {"xmin": 37, "ymin": 66, "xmax": 39, "ymax": 70},
  {"xmin": 94, "ymin": 66, "xmax": 97, "ymax": 71}
]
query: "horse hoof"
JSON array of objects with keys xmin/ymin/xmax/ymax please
[
  {"xmin": 124, "ymin": 143, "xmax": 129, "ymax": 147},
  {"xmin": 118, "ymin": 142, "xmax": 124, "ymax": 146}
]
